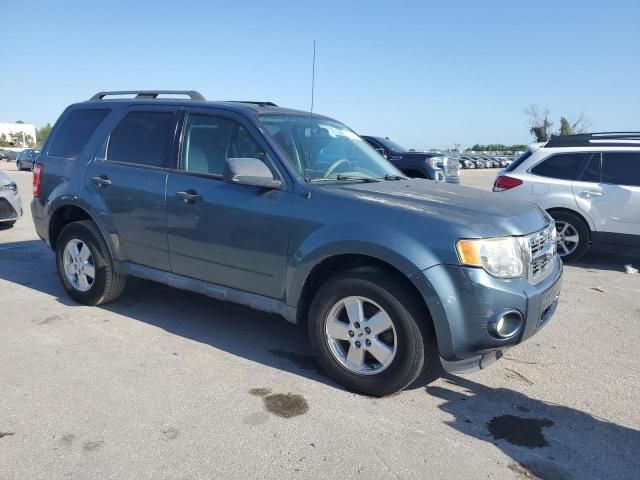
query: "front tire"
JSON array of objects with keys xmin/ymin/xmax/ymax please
[
  {"xmin": 55, "ymin": 220, "xmax": 126, "ymax": 305},
  {"xmin": 549, "ymin": 210, "xmax": 590, "ymax": 262},
  {"xmin": 308, "ymin": 269, "xmax": 437, "ymax": 396}
]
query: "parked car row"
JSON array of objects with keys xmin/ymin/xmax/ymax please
[
  {"xmin": 0, "ymin": 149, "xmax": 18, "ymax": 162},
  {"xmin": 454, "ymin": 155, "xmax": 513, "ymax": 169}
]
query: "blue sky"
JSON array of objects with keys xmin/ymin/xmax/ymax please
[{"xmin": 2, "ymin": 0, "xmax": 639, "ymax": 148}]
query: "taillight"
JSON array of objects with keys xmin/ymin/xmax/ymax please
[
  {"xmin": 493, "ymin": 175, "xmax": 523, "ymax": 192},
  {"xmin": 33, "ymin": 163, "xmax": 44, "ymax": 197}
]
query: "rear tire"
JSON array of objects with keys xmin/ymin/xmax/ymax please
[
  {"xmin": 55, "ymin": 220, "xmax": 126, "ymax": 305},
  {"xmin": 308, "ymin": 269, "xmax": 437, "ymax": 396},
  {"xmin": 549, "ymin": 210, "xmax": 590, "ymax": 262}
]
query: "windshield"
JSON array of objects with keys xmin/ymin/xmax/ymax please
[
  {"xmin": 376, "ymin": 137, "xmax": 406, "ymax": 154},
  {"xmin": 259, "ymin": 115, "xmax": 402, "ymax": 182}
]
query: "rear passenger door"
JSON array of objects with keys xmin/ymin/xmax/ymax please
[
  {"xmin": 573, "ymin": 151, "xmax": 640, "ymax": 239},
  {"xmin": 84, "ymin": 106, "xmax": 179, "ymax": 271},
  {"xmin": 165, "ymin": 109, "xmax": 292, "ymax": 299}
]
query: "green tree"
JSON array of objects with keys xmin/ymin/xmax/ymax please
[
  {"xmin": 524, "ymin": 105, "xmax": 553, "ymax": 142},
  {"xmin": 0, "ymin": 134, "xmax": 10, "ymax": 147},
  {"xmin": 15, "ymin": 120, "xmax": 24, "ymax": 124},
  {"xmin": 36, "ymin": 123, "xmax": 52, "ymax": 147},
  {"xmin": 9, "ymin": 132, "xmax": 24, "ymax": 147},
  {"xmin": 559, "ymin": 117, "xmax": 573, "ymax": 136},
  {"xmin": 25, "ymin": 135, "xmax": 35, "ymax": 148}
]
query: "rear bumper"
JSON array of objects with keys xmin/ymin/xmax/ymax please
[{"xmin": 411, "ymin": 256, "xmax": 563, "ymax": 369}]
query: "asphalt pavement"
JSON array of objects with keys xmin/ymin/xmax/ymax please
[{"xmin": 1, "ymin": 162, "xmax": 638, "ymax": 479}]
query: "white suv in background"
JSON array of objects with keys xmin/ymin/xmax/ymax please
[{"xmin": 493, "ymin": 133, "xmax": 640, "ymax": 261}]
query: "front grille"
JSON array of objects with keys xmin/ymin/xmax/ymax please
[
  {"xmin": 526, "ymin": 225, "xmax": 556, "ymax": 282},
  {"xmin": 0, "ymin": 198, "xmax": 17, "ymax": 220}
]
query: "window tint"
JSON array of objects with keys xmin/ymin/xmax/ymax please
[
  {"xmin": 182, "ymin": 114, "xmax": 266, "ymax": 176},
  {"xmin": 49, "ymin": 109, "xmax": 110, "ymax": 158},
  {"xmin": 601, "ymin": 152, "xmax": 640, "ymax": 186},
  {"xmin": 107, "ymin": 111, "xmax": 174, "ymax": 167},
  {"xmin": 504, "ymin": 149, "xmax": 532, "ymax": 172},
  {"xmin": 580, "ymin": 153, "xmax": 601, "ymax": 182},
  {"xmin": 530, "ymin": 153, "xmax": 587, "ymax": 180}
]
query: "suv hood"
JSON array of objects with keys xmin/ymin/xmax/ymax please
[{"xmin": 326, "ymin": 179, "xmax": 549, "ymax": 237}]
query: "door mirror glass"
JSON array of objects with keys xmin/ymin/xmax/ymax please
[{"xmin": 223, "ymin": 157, "xmax": 282, "ymax": 189}]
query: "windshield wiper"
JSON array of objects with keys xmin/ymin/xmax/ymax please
[
  {"xmin": 336, "ymin": 175, "xmax": 382, "ymax": 183},
  {"xmin": 308, "ymin": 175, "xmax": 382, "ymax": 184},
  {"xmin": 382, "ymin": 174, "xmax": 405, "ymax": 180}
]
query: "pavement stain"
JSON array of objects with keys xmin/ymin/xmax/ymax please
[
  {"xmin": 249, "ymin": 387, "xmax": 272, "ymax": 397},
  {"xmin": 488, "ymin": 415, "xmax": 553, "ymax": 448},
  {"xmin": 161, "ymin": 428, "xmax": 179, "ymax": 440},
  {"xmin": 82, "ymin": 440, "xmax": 105, "ymax": 452},
  {"xmin": 60, "ymin": 433, "xmax": 75, "ymax": 445},
  {"xmin": 263, "ymin": 393, "xmax": 309, "ymax": 419},
  {"xmin": 249, "ymin": 388, "xmax": 309, "ymax": 419},
  {"xmin": 0, "ymin": 432, "xmax": 15, "ymax": 439}
]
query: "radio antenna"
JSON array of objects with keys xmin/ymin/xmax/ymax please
[{"xmin": 310, "ymin": 40, "xmax": 316, "ymax": 115}]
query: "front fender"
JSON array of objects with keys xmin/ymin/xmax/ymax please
[{"xmin": 284, "ymin": 221, "xmax": 441, "ymax": 307}]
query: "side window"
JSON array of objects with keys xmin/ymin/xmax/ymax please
[
  {"xmin": 530, "ymin": 153, "xmax": 587, "ymax": 180},
  {"xmin": 107, "ymin": 111, "xmax": 174, "ymax": 167},
  {"xmin": 181, "ymin": 114, "xmax": 266, "ymax": 176},
  {"xmin": 49, "ymin": 109, "xmax": 110, "ymax": 158},
  {"xmin": 601, "ymin": 152, "xmax": 640, "ymax": 186},
  {"xmin": 580, "ymin": 153, "xmax": 601, "ymax": 183}
]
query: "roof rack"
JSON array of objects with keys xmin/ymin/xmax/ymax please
[
  {"xmin": 89, "ymin": 90, "xmax": 206, "ymax": 101},
  {"xmin": 225, "ymin": 101, "xmax": 278, "ymax": 107},
  {"xmin": 546, "ymin": 132, "xmax": 640, "ymax": 148}
]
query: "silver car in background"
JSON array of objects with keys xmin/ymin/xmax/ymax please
[{"xmin": 0, "ymin": 170, "xmax": 22, "ymax": 227}]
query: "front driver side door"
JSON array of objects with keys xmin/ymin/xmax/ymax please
[{"xmin": 166, "ymin": 109, "xmax": 292, "ymax": 299}]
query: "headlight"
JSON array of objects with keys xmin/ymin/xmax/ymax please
[
  {"xmin": 456, "ymin": 237, "xmax": 526, "ymax": 278},
  {"xmin": 0, "ymin": 182, "xmax": 17, "ymax": 193}
]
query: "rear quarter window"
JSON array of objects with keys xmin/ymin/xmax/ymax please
[
  {"xmin": 530, "ymin": 153, "xmax": 587, "ymax": 180},
  {"xmin": 601, "ymin": 151, "xmax": 640, "ymax": 187},
  {"xmin": 504, "ymin": 150, "xmax": 532, "ymax": 172},
  {"xmin": 48, "ymin": 109, "xmax": 111, "ymax": 158}
]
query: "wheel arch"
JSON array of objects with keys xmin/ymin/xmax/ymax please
[
  {"xmin": 293, "ymin": 253, "xmax": 436, "ymax": 339},
  {"xmin": 48, "ymin": 203, "xmax": 116, "ymax": 259},
  {"xmin": 546, "ymin": 207, "xmax": 593, "ymax": 242}
]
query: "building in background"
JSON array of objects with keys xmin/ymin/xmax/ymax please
[{"xmin": 0, "ymin": 122, "xmax": 37, "ymax": 149}]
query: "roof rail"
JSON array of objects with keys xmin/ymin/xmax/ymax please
[
  {"xmin": 89, "ymin": 90, "xmax": 206, "ymax": 101},
  {"xmin": 225, "ymin": 101, "xmax": 279, "ymax": 107},
  {"xmin": 546, "ymin": 132, "xmax": 640, "ymax": 148}
]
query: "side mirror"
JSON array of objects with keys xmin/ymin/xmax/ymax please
[
  {"xmin": 223, "ymin": 157, "xmax": 282, "ymax": 189},
  {"xmin": 375, "ymin": 148, "xmax": 387, "ymax": 159}
]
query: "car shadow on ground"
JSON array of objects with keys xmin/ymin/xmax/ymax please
[
  {"xmin": 570, "ymin": 249, "xmax": 640, "ymax": 273},
  {"xmin": 427, "ymin": 374, "xmax": 640, "ymax": 480},
  {"xmin": 0, "ymin": 239, "xmax": 342, "ymax": 389}
]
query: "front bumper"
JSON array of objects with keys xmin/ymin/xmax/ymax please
[
  {"xmin": 0, "ymin": 191, "xmax": 22, "ymax": 223},
  {"xmin": 411, "ymin": 256, "xmax": 563, "ymax": 372}
]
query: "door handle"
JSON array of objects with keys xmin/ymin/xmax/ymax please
[
  {"xmin": 579, "ymin": 190, "xmax": 603, "ymax": 198},
  {"xmin": 91, "ymin": 175, "xmax": 112, "ymax": 187},
  {"xmin": 175, "ymin": 190, "xmax": 202, "ymax": 203}
]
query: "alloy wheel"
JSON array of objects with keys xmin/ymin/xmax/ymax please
[
  {"xmin": 324, "ymin": 296, "xmax": 397, "ymax": 375},
  {"xmin": 63, "ymin": 239, "xmax": 96, "ymax": 292},
  {"xmin": 555, "ymin": 221, "xmax": 580, "ymax": 256}
]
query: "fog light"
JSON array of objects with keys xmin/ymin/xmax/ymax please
[{"xmin": 488, "ymin": 310, "xmax": 523, "ymax": 339}]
